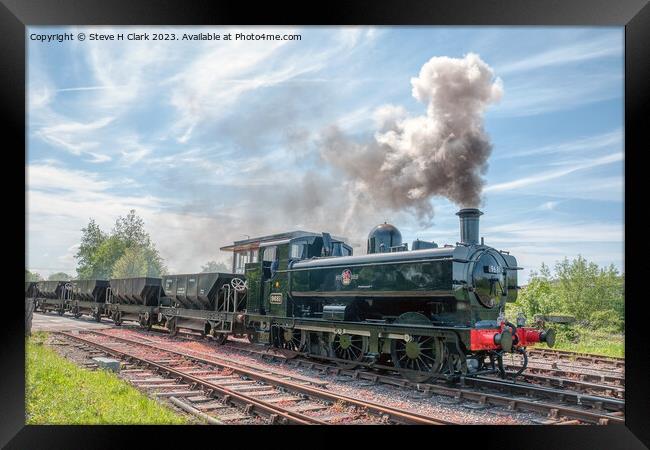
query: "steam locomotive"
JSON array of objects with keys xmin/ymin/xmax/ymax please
[{"xmin": 26, "ymin": 208, "xmax": 555, "ymax": 381}]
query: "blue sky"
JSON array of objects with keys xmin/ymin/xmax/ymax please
[{"xmin": 26, "ymin": 27, "xmax": 624, "ymax": 282}]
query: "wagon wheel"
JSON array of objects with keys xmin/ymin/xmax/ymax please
[
  {"xmin": 247, "ymin": 332, "xmax": 259, "ymax": 344},
  {"xmin": 214, "ymin": 332, "xmax": 228, "ymax": 345},
  {"xmin": 330, "ymin": 334, "xmax": 368, "ymax": 369},
  {"xmin": 57, "ymin": 305, "xmax": 65, "ymax": 316},
  {"xmin": 94, "ymin": 310, "xmax": 102, "ymax": 322},
  {"xmin": 167, "ymin": 318, "xmax": 178, "ymax": 336},
  {"xmin": 113, "ymin": 311, "xmax": 123, "ymax": 326}
]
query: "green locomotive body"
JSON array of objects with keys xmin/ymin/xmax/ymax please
[{"xmin": 236, "ymin": 209, "xmax": 553, "ymax": 381}]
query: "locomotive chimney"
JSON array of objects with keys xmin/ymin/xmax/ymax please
[{"xmin": 456, "ymin": 208, "xmax": 483, "ymax": 245}]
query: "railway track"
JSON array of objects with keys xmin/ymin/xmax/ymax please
[
  {"xmin": 213, "ymin": 339, "xmax": 625, "ymax": 398},
  {"xmin": 97, "ymin": 328, "xmax": 625, "ymax": 425},
  {"xmin": 110, "ymin": 324, "xmax": 628, "ymax": 383},
  {"xmin": 287, "ymin": 359, "xmax": 624, "ymax": 424},
  {"xmin": 205, "ymin": 338, "xmax": 626, "ymax": 424},
  {"xmin": 509, "ymin": 364, "xmax": 625, "ymax": 387},
  {"xmin": 526, "ymin": 348, "xmax": 624, "ymax": 368},
  {"xmin": 56, "ymin": 330, "xmax": 454, "ymax": 425},
  {"xmin": 46, "ymin": 320, "xmax": 626, "ymax": 425},
  {"xmin": 509, "ymin": 354, "xmax": 624, "ymax": 378}
]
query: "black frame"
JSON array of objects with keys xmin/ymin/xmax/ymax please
[{"xmin": 4, "ymin": 0, "xmax": 648, "ymax": 448}]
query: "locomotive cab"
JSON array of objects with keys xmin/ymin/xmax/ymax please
[
  {"xmin": 261, "ymin": 234, "xmax": 352, "ymax": 317},
  {"xmin": 221, "ymin": 231, "xmax": 351, "ymax": 317}
]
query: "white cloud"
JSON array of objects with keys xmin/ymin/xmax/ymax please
[
  {"xmin": 496, "ymin": 128, "xmax": 622, "ymax": 160},
  {"xmin": 492, "ymin": 72, "xmax": 622, "ymax": 117},
  {"xmin": 484, "ymin": 220, "xmax": 622, "ymax": 244},
  {"xmin": 167, "ymin": 27, "xmax": 380, "ymax": 143},
  {"xmin": 26, "ymin": 162, "xmax": 242, "ymax": 277},
  {"xmin": 539, "ymin": 201, "xmax": 559, "ymax": 211},
  {"xmin": 85, "ymin": 152, "xmax": 113, "ymax": 163},
  {"xmin": 496, "ymin": 34, "xmax": 622, "ymax": 75},
  {"xmin": 484, "ymin": 152, "xmax": 623, "ymax": 193},
  {"xmin": 35, "ymin": 116, "xmax": 114, "ymax": 158}
]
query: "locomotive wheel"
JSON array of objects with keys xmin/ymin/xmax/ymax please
[
  {"xmin": 330, "ymin": 334, "xmax": 368, "ymax": 369},
  {"xmin": 247, "ymin": 332, "xmax": 258, "ymax": 344},
  {"xmin": 390, "ymin": 335, "xmax": 444, "ymax": 383},
  {"xmin": 94, "ymin": 311, "xmax": 102, "ymax": 322},
  {"xmin": 446, "ymin": 352, "xmax": 468, "ymax": 376},
  {"xmin": 281, "ymin": 328, "xmax": 307, "ymax": 352},
  {"xmin": 271, "ymin": 327, "xmax": 305, "ymax": 351},
  {"xmin": 113, "ymin": 311, "xmax": 123, "ymax": 326},
  {"xmin": 390, "ymin": 311, "xmax": 444, "ymax": 383},
  {"xmin": 57, "ymin": 307, "xmax": 65, "ymax": 316}
]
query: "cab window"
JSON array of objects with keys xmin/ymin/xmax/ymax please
[
  {"xmin": 290, "ymin": 242, "xmax": 307, "ymax": 259},
  {"xmin": 235, "ymin": 252, "xmax": 249, "ymax": 272},
  {"xmin": 263, "ymin": 246, "xmax": 277, "ymax": 262},
  {"xmin": 331, "ymin": 242, "xmax": 352, "ymax": 257}
]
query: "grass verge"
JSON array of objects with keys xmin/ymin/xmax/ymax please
[
  {"xmin": 533, "ymin": 325, "xmax": 624, "ymax": 358},
  {"xmin": 26, "ymin": 332, "xmax": 189, "ymax": 424}
]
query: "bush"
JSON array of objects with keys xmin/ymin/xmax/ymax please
[
  {"xmin": 511, "ymin": 256, "xmax": 624, "ymax": 333},
  {"xmin": 588, "ymin": 309, "xmax": 623, "ymax": 333}
]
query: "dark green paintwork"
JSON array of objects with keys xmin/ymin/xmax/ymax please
[{"xmin": 290, "ymin": 259, "xmax": 453, "ymax": 296}]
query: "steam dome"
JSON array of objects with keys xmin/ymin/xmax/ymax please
[{"xmin": 367, "ymin": 222, "xmax": 402, "ymax": 254}]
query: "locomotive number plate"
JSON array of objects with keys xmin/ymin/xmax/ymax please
[{"xmin": 270, "ymin": 293, "xmax": 283, "ymax": 304}]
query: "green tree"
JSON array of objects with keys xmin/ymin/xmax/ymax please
[
  {"xmin": 25, "ymin": 269, "xmax": 42, "ymax": 282},
  {"xmin": 512, "ymin": 256, "xmax": 624, "ymax": 332},
  {"xmin": 75, "ymin": 219, "xmax": 108, "ymax": 279},
  {"xmin": 92, "ymin": 236, "xmax": 128, "ymax": 279},
  {"xmin": 112, "ymin": 210, "xmax": 150, "ymax": 248},
  {"xmin": 48, "ymin": 272, "xmax": 73, "ymax": 281},
  {"xmin": 200, "ymin": 260, "xmax": 229, "ymax": 273},
  {"xmin": 74, "ymin": 210, "xmax": 167, "ymax": 280},
  {"xmin": 511, "ymin": 264, "xmax": 558, "ymax": 319},
  {"xmin": 112, "ymin": 246, "xmax": 167, "ymax": 278}
]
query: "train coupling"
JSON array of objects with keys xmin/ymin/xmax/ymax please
[{"xmin": 470, "ymin": 323, "xmax": 556, "ymax": 352}]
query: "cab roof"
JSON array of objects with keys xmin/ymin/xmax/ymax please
[{"xmin": 220, "ymin": 230, "xmax": 348, "ymax": 253}]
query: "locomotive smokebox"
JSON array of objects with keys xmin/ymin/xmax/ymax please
[{"xmin": 456, "ymin": 208, "xmax": 483, "ymax": 245}]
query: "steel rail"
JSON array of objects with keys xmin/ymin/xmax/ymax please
[
  {"xmin": 225, "ymin": 341, "xmax": 627, "ymax": 399},
  {"xmin": 59, "ymin": 331, "xmax": 326, "ymax": 425},
  {"xmin": 527, "ymin": 347, "xmax": 624, "ymax": 363},
  {"xmin": 461, "ymin": 376, "xmax": 625, "ymax": 412},
  {"xmin": 94, "ymin": 330, "xmax": 624, "ymax": 425},
  {"xmin": 500, "ymin": 370, "xmax": 624, "ymax": 397},
  {"xmin": 507, "ymin": 364, "xmax": 625, "ymax": 386},
  {"xmin": 278, "ymin": 356, "xmax": 626, "ymax": 424},
  {"xmin": 59, "ymin": 324, "xmax": 625, "ymax": 424},
  {"xmin": 65, "ymin": 330, "xmax": 452, "ymax": 425}
]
